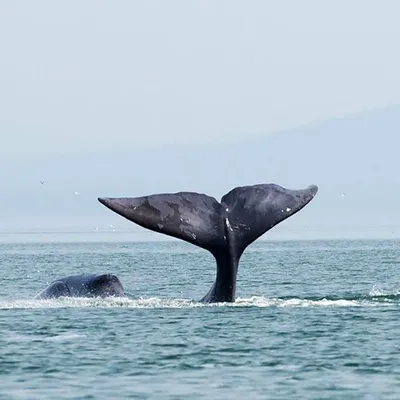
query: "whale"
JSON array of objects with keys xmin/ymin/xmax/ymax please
[
  {"xmin": 34, "ymin": 274, "xmax": 126, "ymax": 299},
  {"xmin": 98, "ymin": 183, "xmax": 318, "ymax": 303}
]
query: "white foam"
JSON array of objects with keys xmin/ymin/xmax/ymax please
[
  {"xmin": 43, "ymin": 333, "xmax": 87, "ymax": 342},
  {"xmin": 7, "ymin": 333, "xmax": 87, "ymax": 344},
  {"xmin": 0, "ymin": 295, "xmax": 395, "ymax": 310},
  {"xmin": 369, "ymin": 284, "xmax": 400, "ymax": 297},
  {"xmin": 234, "ymin": 297, "xmax": 363, "ymax": 308}
]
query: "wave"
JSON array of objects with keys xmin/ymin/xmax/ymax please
[{"xmin": 0, "ymin": 292, "xmax": 399, "ymax": 310}]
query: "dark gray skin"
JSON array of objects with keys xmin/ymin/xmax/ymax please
[
  {"xmin": 34, "ymin": 274, "xmax": 126, "ymax": 299},
  {"xmin": 98, "ymin": 183, "xmax": 318, "ymax": 303}
]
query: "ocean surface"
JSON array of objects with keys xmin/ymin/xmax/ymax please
[{"xmin": 0, "ymin": 237, "xmax": 399, "ymax": 399}]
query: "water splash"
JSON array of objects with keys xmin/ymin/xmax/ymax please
[
  {"xmin": 11, "ymin": 333, "xmax": 87, "ymax": 342},
  {"xmin": 369, "ymin": 284, "xmax": 400, "ymax": 297},
  {"xmin": 0, "ymin": 294, "xmax": 398, "ymax": 310}
]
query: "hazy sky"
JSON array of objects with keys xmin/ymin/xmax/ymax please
[
  {"xmin": 1, "ymin": 1, "xmax": 400, "ymax": 240},
  {"xmin": 2, "ymin": 1, "xmax": 400, "ymax": 159}
]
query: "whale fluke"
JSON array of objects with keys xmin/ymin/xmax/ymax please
[
  {"xmin": 98, "ymin": 183, "xmax": 318, "ymax": 302},
  {"xmin": 220, "ymin": 184, "xmax": 318, "ymax": 257}
]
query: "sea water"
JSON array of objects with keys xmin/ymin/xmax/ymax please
[{"xmin": 0, "ymin": 238, "xmax": 399, "ymax": 399}]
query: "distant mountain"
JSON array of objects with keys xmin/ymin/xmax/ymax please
[{"xmin": 2, "ymin": 105, "xmax": 400, "ymax": 239}]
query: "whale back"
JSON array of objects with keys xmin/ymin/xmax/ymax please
[
  {"xmin": 34, "ymin": 281, "xmax": 70, "ymax": 299},
  {"xmin": 35, "ymin": 274, "xmax": 126, "ymax": 299},
  {"xmin": 89, "ymin": 274, "xmax": 126, "ymax": 297}
]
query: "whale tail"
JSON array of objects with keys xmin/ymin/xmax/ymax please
[
  {"xmin": 98, "ymin": 183, "xmax": 318, "ymax": 302},
  {"xmin": 220, "ymin": 184, "xmax": 318, "ymax": 257}
]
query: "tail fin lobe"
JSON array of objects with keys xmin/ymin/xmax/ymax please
[
  {"xmin": 222, "ymin": 184, "xmax": 318, "ymax": 256},
  {"xmin": 98, "ymin": 192, "xmax": 226, "ymax": 255}
]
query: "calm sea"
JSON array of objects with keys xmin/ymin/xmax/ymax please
[{"xmin": 0, "ymin": 237, "xmax": 399, "ymax": 399}]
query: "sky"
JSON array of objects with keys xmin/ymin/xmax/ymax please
[
  {"xmin": 2, "ymin": 1, "xmax": 400, "ymax": 157},
  {"xmin": 1, "ymin": 1, "xmax": 400, "ymax": 240}
]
